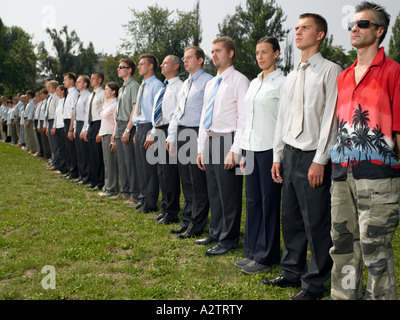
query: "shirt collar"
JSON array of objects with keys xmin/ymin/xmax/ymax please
[
  {"xmin": 124, "ymin": 77, "xmax": 135, "ymax": 86},
  {"xmin": 218, "ymin": 65, "xmax": 235, "ymax": 80},
  {"xmin": 297, "ymin": 52, "xmax": 323, "ymax": 69},
  {"xmin": 143, "ymin": 75, "xmax": 157, "ymax": 84},
  {"xmin": 348, "ymin": 46, "xmax": 386, "ymax": 71},
  {"xmin": 257, "ymin": 68, "xmax": 283, "ymax": 82},
  {"xmin": 165, "ymin": 76, "xmax": 180, "ymax": 85},
  {"xmin": 191, "ymin": 69, "xmax": 205, "ymax": 81}
]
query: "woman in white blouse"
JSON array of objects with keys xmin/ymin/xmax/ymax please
[
  {"xmin": 236, "ymin": 36, "xmax": 286, "ymax": 275},
  {"xmin": 96, "ymin": 82, "xmax": 120, "ymax": 197}
]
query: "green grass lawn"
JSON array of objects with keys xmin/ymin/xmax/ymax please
[{"xmin": 1, "ymin": 141, "xmax": 399, "ymax": 300}]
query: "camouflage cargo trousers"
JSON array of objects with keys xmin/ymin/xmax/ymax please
[{"xmin": 330, "ymin": 173, "xmax": 400, "ymax": 300}]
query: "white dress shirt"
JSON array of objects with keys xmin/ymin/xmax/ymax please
[
  {"xmin": 34, "ymin": 101, "xmax": 42, "ymax": 121},
  {"xmin": 54, "ymin": 98, "xmax": 65, "ymax": 129},
  {"xmin": 198, "ymin": 65, "xmax": 250, "ymax": 155},
  {"xmin": 82, "ymin": 87, "xmax": 105, "ymax": 133},
  {"xmin": 273, "ymin": 52, "xmax": 342, "ymax": 165},
  {"xmin": 151, "ymin": 76, "xmax": 183, "ymax": 135},
  {"xmin": 44, "ymin": 93, "xmax": 59, "ymax": 128},
  {"xmin": 39, "ymin": 99, "xmax": 47, "ymax": 121},
  {"xmin": 99, "ymin": 98, "xmax": 117, "ymax": 136},
  {"xmin": 242, "ymin": 69, "xmax": 286, "ymax": 152},
  {"xmin": 62, "ymin": 87, "xmax": 79, "ymax": 120},
  {"xmin": 74, "ymin": 89, "xmax": 91, "ymax": 130}
]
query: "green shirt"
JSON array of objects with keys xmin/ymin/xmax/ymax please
[{"xmin": 115, "ymin": 77, "xmax": 140, "ymax": 122}]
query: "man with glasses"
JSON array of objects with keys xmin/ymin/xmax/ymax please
[
  {"xmin": 330, "ymin": 1, "xmax": 400, "ymax": 300},
  {"xmin": 111, "ymin": 59, "xmax": 140, "ymax": 203}
]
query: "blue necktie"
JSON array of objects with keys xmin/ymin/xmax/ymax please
[
  {"xmin": 203, "ymin": 77, "xmax": 222, "ymax": 129},
  {"xmin": 154, "ymin": 80, "xmax": 168, "ymax": 125}
]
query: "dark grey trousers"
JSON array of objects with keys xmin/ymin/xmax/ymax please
[
  {"xmin": 134, "ymin": 122, "xmax": 159, "ymax": 211},
  {"xmin": 281, "ymin": 145, "xmax": 333, "ymax": 295},
  {"xmin": 205, "ymin": 133, "xmax": 243, "ymax": 249},
  {"xmin": 178, "ymin": 126, "xmax": 209, "ymax": 234}
]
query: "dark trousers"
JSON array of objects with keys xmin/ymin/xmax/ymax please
[
  {"xmin": 205, "ymin": 133, "xmax": 243, "ymax": 249},
  {"xmin": 63, "ymin": 119, "xmax": 78, "ymax": 178},
  {"xmin": 48, "ymin": 119, "xmax": 61, "ymax": 168},
  {"xmin": 134, "ymin": 122, "xmax": 159, "ymax": 211},
  {"xmin": 178, "ymin": 126, "xmax": 209, "ymax": 234},
  {"xmin": 244, "ymin": 150, "xmax": 281, "ymax": 266},
  {"xmin": 55, "ymin": 127, "xmax": 68, "ymax": 174},
  {"xmin": 75, "ymin": 120, "xmax": 90, "ymax": 182},
  {"xmin": 281, "ymin": 145, "xmax": 333, "ymax": 295},
  {"xmin": 155, "ymin": 125, "xmax": 180, "ymax": 220},
  {"xmin": 39, "ymin": 120, "xmax": 51, "ymax": 159},
  {"xmin": 88, "ymin": 121, "xmax": 104, "ymax": 189}
]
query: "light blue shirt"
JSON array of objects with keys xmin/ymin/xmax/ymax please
[
  {"xmin": 132, "ymin": 75, "xmax": 163, "ymax": 126},
  {"xmin": 25, "ymin": 99, "xmax": 36, "ymax": 121},
  {"xmin": 167, "ymin": 69, "xmax": 213, "ymax": 142}
]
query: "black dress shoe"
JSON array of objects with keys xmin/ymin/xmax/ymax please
[
  {"xmin": 157, "ymin": 211, "xmax": 167, "ymax": 221},
  {"xmin": 177, "ymin": 230, "xmax": 203, "ymax": 239},
  {"xmin": 195, "ymin": 236, "xmax": 217, "ymax": 246},
  {"xmin": 73, "ymin": 178, "xmax": 83, "ymax": 184},
  {"xmin": 156, "ymin": 217, "xmax": 179, "ymax": 225},
  {"xmin": 262, "ymin": 274, "xmax": 301, "ymax": 288},
  {"xmin": 290, "ymin": 289, "xmax": 323, "ymax": 300},
  {"xmin": 170, "ymin": 226, "xmax": 187, "ymax": 234},
  {"xmin": 205, "ymin": 244, "xmax": 230, "ymax": 256},
  {"xmin": 136, "ymin": 206, "xmax": 157, "ymax": 214},
  {"xmin": 136, "ymin": 200, "xmax": 144, "ymax": 210}
]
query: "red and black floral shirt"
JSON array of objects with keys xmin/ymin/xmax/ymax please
[{"xmin": 331, "ymin": 47, "xmax": 400, "ymax": 180}]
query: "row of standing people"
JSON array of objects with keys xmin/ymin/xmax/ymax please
[{"xmin": 1, "ymin": 1, "xmax": 399, "ymax": 301}]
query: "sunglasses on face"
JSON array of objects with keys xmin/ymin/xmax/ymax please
[
  {"xmin": 348, "ymin": 20, "xmax": 380, "ymax": 31},
  {"xmin": 117, "ymin": 66, "xmax": 130, "ymax": 70}
]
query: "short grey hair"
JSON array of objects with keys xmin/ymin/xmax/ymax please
[
  {"xmin": 168, "ymin": 55, "xmax": 182, "ymax": 73},
  {"xmin": 355, "ymin": 1, "xmax": 391, "ymax": 44}
]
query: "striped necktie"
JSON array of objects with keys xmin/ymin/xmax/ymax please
[
  {"xmin": 177, "ymin": 76, "xmax": 193, "ymax": 119},
  {"xmin": 203, "ymin": 76, "xmax": 222, "ymax": 129},
  {"xmin": 154, "ymin": 80, "xmax": 168, "ymax": 125}
]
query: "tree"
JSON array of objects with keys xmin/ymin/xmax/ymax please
[
  {"xmin": 389, "ymin": 12, "xmax": 400, "ymax": 64},
  {"xmin": 218, "ymin": 0, "xmax": 290, "ymax": 80},
  {"xmin": 0, "ymin": 24, "xmax": 37, "ymax": 96},
  {"xmin": 100, "ymin": 53, "xmax": 125, "ymax": 87},
  {"xmin": 320, "ymin": 35, "xmax": 356, "ymax": 70},
  {"xmin": 75, "ymin": 42, "xmax": 98, "ymax": 76},
  {"xmin": 38, "ymin": 26, "xmax": 98, "ymax": 82},
  {"xmin": 121, "ymin": 2, "xmax": 203, "ymax": 80},
  {"xmin": 0, "ymin": 18, "xmax": 6, "ymax": 94}
]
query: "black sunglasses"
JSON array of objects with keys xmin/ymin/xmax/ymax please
[
  {"xmin": 117, "ymin": 66, "xmax": 130, "ymax": 70},
  {"xmin": 348, "ymin": 20, "xmax": 380, "ymax": 31}
]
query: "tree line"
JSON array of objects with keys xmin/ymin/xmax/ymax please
[{"xmin": 1, "ymin": 0, "xmax": 399, "ymax": 97}]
